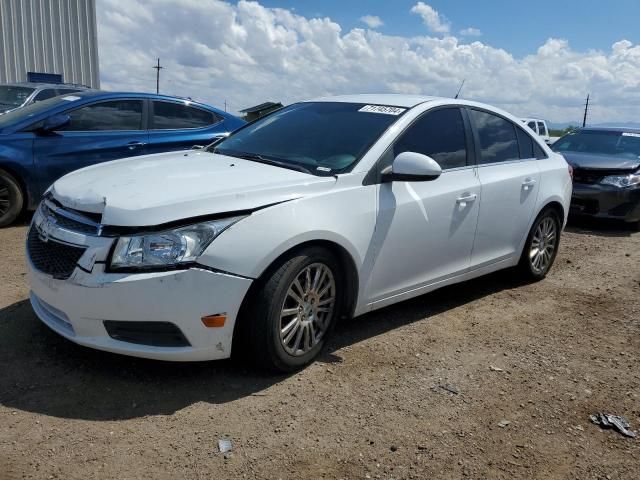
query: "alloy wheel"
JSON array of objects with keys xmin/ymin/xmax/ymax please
[
  {"xmin": 529, "ymin": 216, "xmax": 557, "ymax": 274},
  {"xmin": 0, "ymin": 182, "xmax": 10, "ymax": 217},
  {"xmin": 279, "ymin": 262, "xmax": 336, "ymax": 356}
]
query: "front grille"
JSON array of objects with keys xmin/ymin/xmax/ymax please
[
  {"xmin": 103, "ymin": 321, "xmax": 191, "ymax": 347},
  {"xmin": 41, "ymin": 200, "xmax": 101, "ymax": 235},
  {"xmin": 573, "ymin": 168, "xmax": 605, "ymax": 184},
  {"xmin": 27, "ymin": 227, "xmax": 87, "ymax": 279}
]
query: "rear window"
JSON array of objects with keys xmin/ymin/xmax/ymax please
[{"xmin": 152, "ymin": 101, "xmax": 220, "ymax": 129}]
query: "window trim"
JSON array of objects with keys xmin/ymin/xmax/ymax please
[
  {"xmin": 467, "ymin": 107, "xmax": 547, "ymax": 166},
  {"xmin": 148, "ymin": 100, "xmax": 223, "ymax": 131},
  {"xmin": 48, "ymin": 98, "xmax": 148, "ymax": 133}
]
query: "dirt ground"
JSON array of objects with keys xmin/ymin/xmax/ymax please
[{"xmin": 0, "ymin": 216, "xmax": 639, "ymax": 480}]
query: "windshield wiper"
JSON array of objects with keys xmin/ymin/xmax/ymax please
[{"xmin": 219, "ymin": 150, "xmax": 314, "ymax": 175}]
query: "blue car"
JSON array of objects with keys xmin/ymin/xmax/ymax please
[{"xmin": 0, "ymin": 91, "xmax": 245, "ymax": 226}]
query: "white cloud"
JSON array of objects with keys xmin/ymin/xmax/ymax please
[
  {"xmin": 460, "ymin": 27, "xmax": 482, "ymax": 37},
  {"xmin": 96, "ymin": 0, "xmax": 640, "ymax": 123},
  {"xmin": 359, "ymin": 15, "xmax": 383, "ymax": 29},
  {"xmin": 410, "ymin": 2, "xmax": 450, "ymax": 34}
]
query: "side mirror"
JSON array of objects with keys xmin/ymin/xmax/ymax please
[
  {"xmin": 381, "ymin": 151, "xmax": 442, "ymax": 182},
  {"xmin": 40, "ymin": 114, "xmax": 71, "ymax": 133}
]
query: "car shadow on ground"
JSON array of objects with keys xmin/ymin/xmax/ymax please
[
  {"xmin": 566, "ymin": 215, "xmax": 637, "ymax": 237},
  {"xmin": 0, "ymin": 270, "xmax": 523, "ymax": 422}
]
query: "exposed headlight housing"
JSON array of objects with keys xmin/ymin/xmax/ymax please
[
  {"xmin": 600, "ymin": 172, "xmax": 640, "ymax": 188},
  {"xmin": 110, "ymin": 216, "xmax": 245, "ymax": 270}
]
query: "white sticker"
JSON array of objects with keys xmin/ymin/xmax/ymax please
[
  {"xmin": 61, "ymin": 95, "xmax": 81, "ymax": 101},
  {"xmin": 621, "ymin": 132, "xmax": 640, "ymax": 138},
  {"xmin": 358, "ymin": 105, "xmax": 406, "ymax": 116},
  {"xmin": 316, "ymin": 166, "xmax": 332, "ymax": 172}
]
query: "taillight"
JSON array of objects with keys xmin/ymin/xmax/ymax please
[{"xmin": 567, "ymin": 163, "xmax": 574, "ymax": 181}]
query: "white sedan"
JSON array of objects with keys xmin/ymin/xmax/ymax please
[{"xmin": 27, "ymin": 94, "xmax": 572, "ymax": 372}]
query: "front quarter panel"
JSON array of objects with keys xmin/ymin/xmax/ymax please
[{"xmin": 197, "ymin": 173, "xmax": 377, "ymax": 315}]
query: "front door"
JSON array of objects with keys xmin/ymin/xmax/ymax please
[
  {"xmin": 33, "ymin": 99, "xmax": 148, "ymax": 195},
  {"xmin": 366, "ymin": 107, "xmax": 481, "ymax": 304}
]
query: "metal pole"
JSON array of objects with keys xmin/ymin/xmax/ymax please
[{"xmin": 153, "ymin": 58, "xmax": 163, "ymax": 94}]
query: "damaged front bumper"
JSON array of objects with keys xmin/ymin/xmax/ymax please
[{"xmin": 26, "ymin": 207, "xmax": 253, "ymax": 361}]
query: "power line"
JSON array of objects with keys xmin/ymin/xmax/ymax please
[{"xmin": 152, "ymin": 58, "xmax": 163, "ymax": 94}]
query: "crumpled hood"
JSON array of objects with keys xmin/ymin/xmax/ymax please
[
  {"xmin": 51, "ymin": 150, "xmax": 336, "ymax": 226},
  {"xmin": 560, "ymin": 151, "xmax": 640, "ymax": 172}
]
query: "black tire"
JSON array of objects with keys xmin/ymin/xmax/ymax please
[
  {"xmin": 517, "ymin": 208, "xmax": 562, "ymax": 281},
  {"xmin": 244, "ymin": 247, "xmax": 344, "ymax": 373},
  {"xmin": 0, "ymin": 169, "xmax": 24, "ymax": 228}
]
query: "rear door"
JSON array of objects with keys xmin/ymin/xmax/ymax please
[
  {"xmin": 366, "ymin": 107, "xmax": 481, "ymax": 304},
  {"xmin": 468, "ymin": 108, "xmax": 541, "ymax": 267},
  {"xmin": 147, "ymin": 100, "xmax": 227, "ymax": 153},
  {"xmin": 33, "ymin": 99, "xmax": 148, "ymax": 193}
]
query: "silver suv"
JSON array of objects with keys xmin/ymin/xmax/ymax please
[{"xmin": 0, "ymin": 82, "xmax": 91, "ymax": 114}]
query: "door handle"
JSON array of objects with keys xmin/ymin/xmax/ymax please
[
  {"xmin": 456, "ymin": 193, "xmax": 477, "ymax": 208},
  {"xmin": 126, "ymin": 141, "xmax": 145, "ymax": 150},
  {"xmin": 522, "ymin": 178, "xmax": 537, "ymax": 190}
]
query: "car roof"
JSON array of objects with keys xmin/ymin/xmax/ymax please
[
  {"xmin": 49, "ymin": 90, "xmax": 224, "ymax": 110},
  {"xmin": 2, "ymin": 82, "xmax": 90, "ymax": 89},
  {"xmin": 581, "ymin": 126, "xmax": 640, "ymax": 133},
  {"xmin": 310, "ymin": 94, "xmax": 440, "ymax": 108}
]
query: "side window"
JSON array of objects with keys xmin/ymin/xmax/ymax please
[
  {"xmin": 533, "ymin": 142, "xmax": 548, "ymax": 159},
  {"xmin": 33, "ymin": 89, "xmax": 57, "ymax": 102},
  {"xmin": 537, "ymin": 122, "xmax": 547, "ymax": 136},
  {"xmin": 152, "ymin": 101, "xmax": 220, "ymax": 129},
  {"xmin": 469, "ymin": 109, "xmax": 519, "ymax": 164},
  {"xmin": 393, "ymin": 108, "xmax": 467, "ymax": 170},
  {"xmin": 527, "ymin": 121, "xmax": 537, "ymax": 132},
  {"xmin": 61, "ymin": 100, "xmax": 143, "ymax": 131},
  {"xmin": 516, "ymin": 127, "xmax": 534, "ymax": 159}
]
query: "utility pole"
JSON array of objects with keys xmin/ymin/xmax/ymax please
[
  {"xmin": 224, "ymin": 100, "xmax": 227, "ymax": 112},
  {"xmin": 454, "ymin": 79, "xmax": 465, "ymax": 99},
  {"xmin": 153, "ymin": 58, "xmax": 163, "ymax": 94},
  {"xmin": 582, "ymin": 93, "xmax": 590, "ymax": 127}
]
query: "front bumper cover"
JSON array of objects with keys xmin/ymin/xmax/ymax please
[{"xmin": 570, "ymin": 183, "xmax": 640, "ymax": 222}]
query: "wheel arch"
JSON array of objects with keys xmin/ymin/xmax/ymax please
[
  {"xmin": 231, "ymin": 239, "xmax": 360, "ymax": 355},
  {"xmin": 0, "ymin": 163, "xmax": 29, "ymax": 213}
]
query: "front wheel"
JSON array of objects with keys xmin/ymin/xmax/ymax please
[
  {"xmin": 245, "ymin": 247, "xmax": 344, "ymax": 372},
  {"xmin": 0, "ymin": 169, "xmax": 24, "ymax": 227},
  {"xmin": 518, "ymin": 208, "xmax": 561, "ymax": 280}
]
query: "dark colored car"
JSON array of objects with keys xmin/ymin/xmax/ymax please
[
  {"xmin": 553, "ymin": 127, "xmax": 640, "ymax": 229},
  {"xmin": 0, "ymin": 82, "xmax": 90, "ymax": 114},
  {"xmin": 0, "ymin": 91, "xmax": 245, "ymax": 226}
]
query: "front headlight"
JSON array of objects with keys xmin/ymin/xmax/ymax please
[
  {"xmin": 600, "ymin": 173, "xmax": 640, "ymax": 188},
  {"xmin": 110, "ymin": 216, "xmax": 245, "ymax": 270}
]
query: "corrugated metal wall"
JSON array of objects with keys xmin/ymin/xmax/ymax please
[{"xmin": 0, "ymin": 0, "xmax": 99, "ymax": 87}]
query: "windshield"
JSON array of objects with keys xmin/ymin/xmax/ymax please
[
  {"xmin": 0, "ymin": 86, "xmax": 35, "ymax": 108},
  {"xmin": 213, "ymin": 102, "xmax": 406, "ymax": 175},
  {"xmin": 0, "ymin": 95, "xmax": 77, "ymax": 129},
  {"xmin": 553, "ymin": 130, "xmax": 640, "ymax": 159}
]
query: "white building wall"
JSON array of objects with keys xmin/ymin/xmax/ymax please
[{"xmin": 0, "ymin": 0, "xmax": 99, "ymax": 87}]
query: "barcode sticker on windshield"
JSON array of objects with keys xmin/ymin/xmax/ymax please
[
  {"xmin": 622, "ymin": 132, "xmax": 640, "ymax": 138},
  {"xmin": 359, "ymin": 105, "xmax": 406, "ymax": 115}
]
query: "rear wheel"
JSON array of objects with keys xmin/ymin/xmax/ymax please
[
  {"xmin": 245, "ymin": 247, "xmax": 343, "ymax": 372},
  {"xmin": 0, "ymin": 169, "xmax": 24, "ymax": 227},
  {"xmin": 518, "ymin": 208, "xmax": 561, "ymax": 280}
]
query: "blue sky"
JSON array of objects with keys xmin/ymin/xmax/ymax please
[
  {"xmin": 99, "ymin": 0, "xmax": 640, "ymax": 123},
  {"xmin": 255, "ymin": 0, "xmax": 640, "ymax": 57}
]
